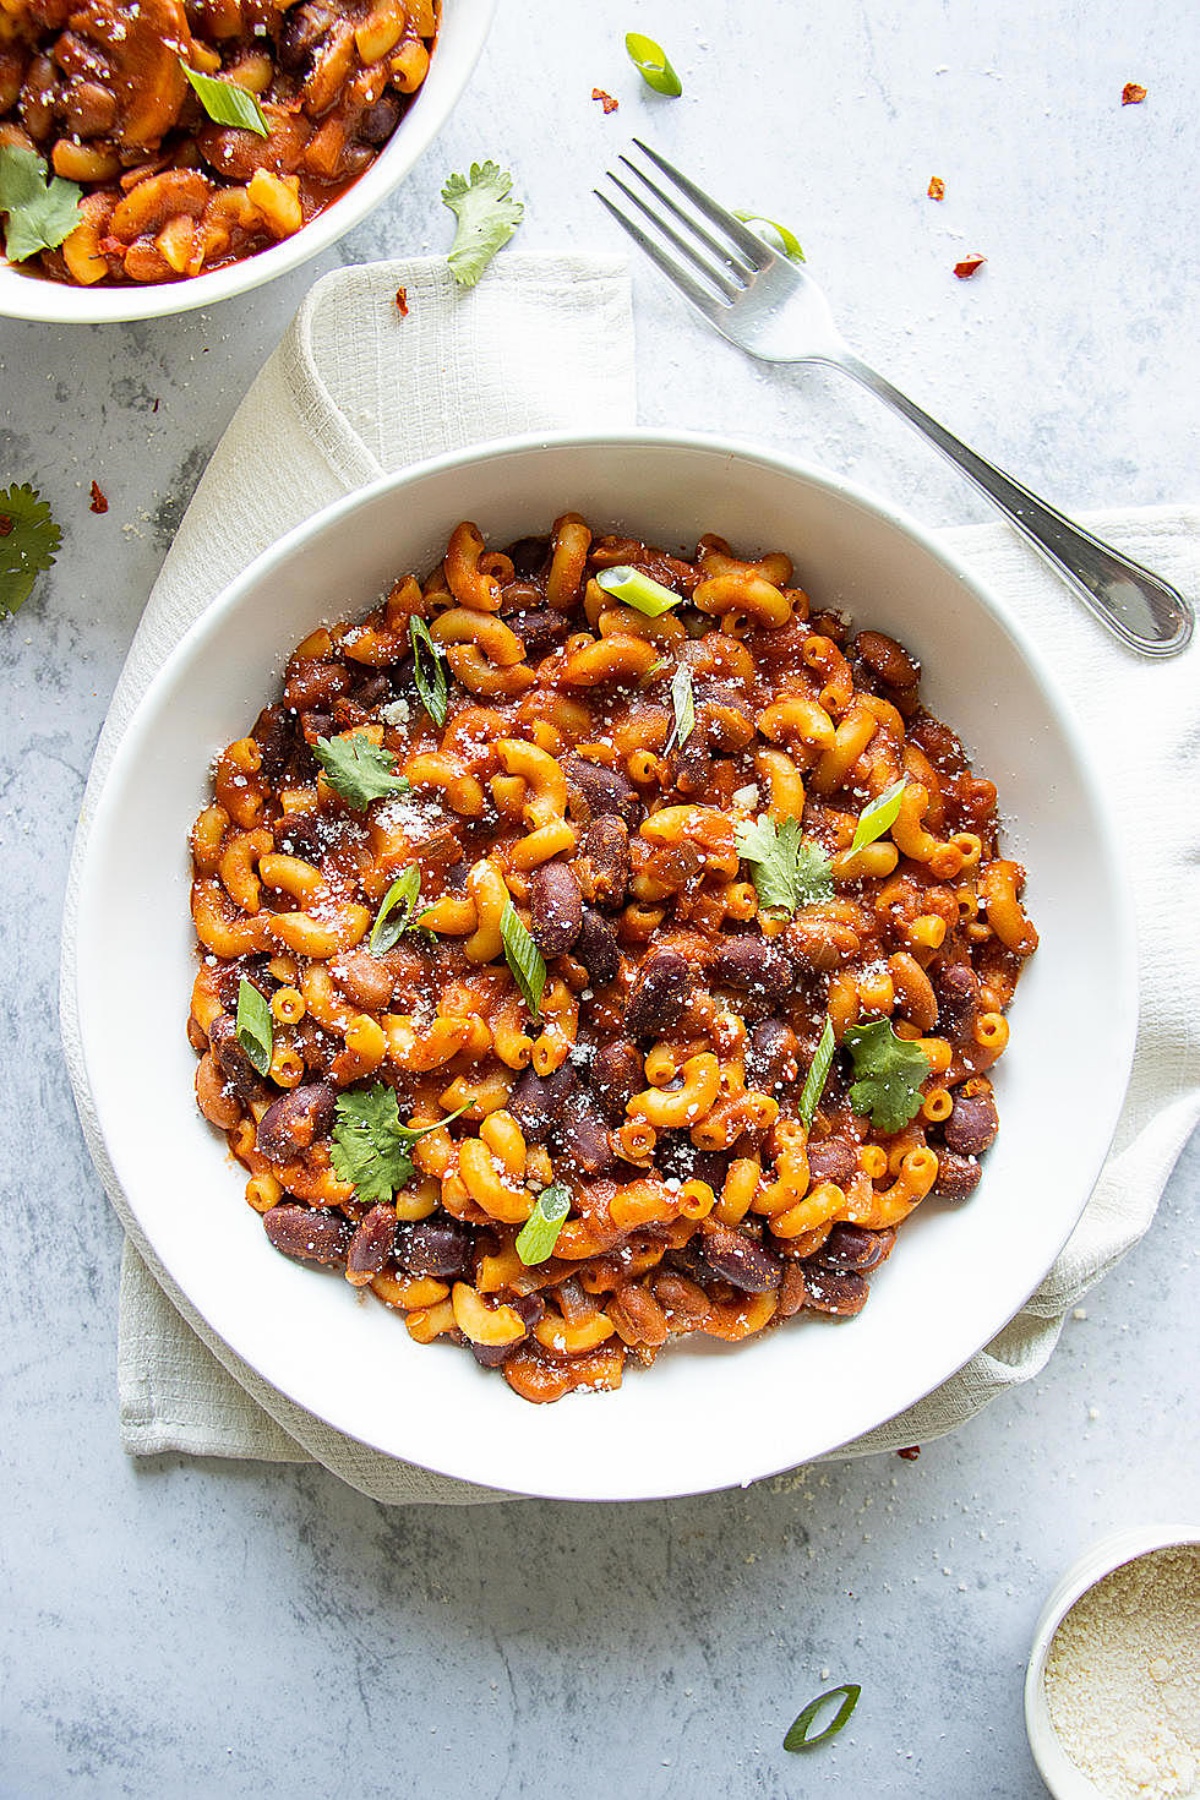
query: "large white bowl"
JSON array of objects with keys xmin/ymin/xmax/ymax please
[
  {"xmin": 73, "ymin": 432, "xmax": 1138, "ymax": 1500},
  {"xmin": 0, "ymin": 0, "xmax": 495, "ymax": 325}
]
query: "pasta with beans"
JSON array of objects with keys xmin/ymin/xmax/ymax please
[{"xmin": 187, "ymin": 513, "xmax": 1037, "ymax": 1404}]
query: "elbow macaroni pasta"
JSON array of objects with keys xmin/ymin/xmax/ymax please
[{"xmin": 187, "ymin": 512, "xmax": 1035, "ymax": 1405}]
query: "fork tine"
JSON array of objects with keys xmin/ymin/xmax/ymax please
[
  {"xmin": 594, "ymin": 190, "xmax": 730, "ymax": 322},
  {"xmin": 616, "ymin": 155, "xmax": 757, "ymax": 283},
  {"xmin": 603, "ymin": 169, "xmax": 743, "ymax": 301},
  {"xmin": 629, "ymin": 138, "xmax": 777, "ymax": 271}
]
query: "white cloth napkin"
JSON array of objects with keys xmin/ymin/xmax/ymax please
[{"xmin": 60, "ymin": 254, "xmax": 1200, "ymax": 1505}]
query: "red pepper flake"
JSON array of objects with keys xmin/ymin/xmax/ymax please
[
  {"xmin": 592, "ymin": 87, "xmax": 619, "ymax": 114},
  {"xmin": 394, "ymin": 285, "xmax": 409, "ymax": 317},
  {"xmin": 0, "ymin": 515, "xmax": 12, "ymax": 538},
  {"xmin": 89, "ymin": 480, "xmax": 109, "ymax": 515},
  {"xmin": 897, "ymin": 1445, "xmax": 922, "ymax": 1461},
  {"xmin": 927, "ymin": 175, "xmax": 945, "ymax": 201},
  {"xmin": 1121, "ymin": 82, "xmax": 1147, "ymax": 105},
  {"xmin": 953, "ymin": 254, "xmax": 987, "ymax": 279}
]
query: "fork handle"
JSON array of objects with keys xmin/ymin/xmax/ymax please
[{"xmin": 832, "ymin": 350, "xmax": 1193, "ymax": 658}]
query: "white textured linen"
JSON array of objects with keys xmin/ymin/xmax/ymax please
[{"xmin": 60, "ymin": 253, "xmax": 1200, "ymax": 1504}]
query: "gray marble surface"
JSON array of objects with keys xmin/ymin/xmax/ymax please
[{"xmin": 2, "ymin": 1, "xmax": 1198, "ymax": 1794}]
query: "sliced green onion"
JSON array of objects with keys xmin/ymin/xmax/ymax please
[
  {"xmin": 783, "ymin": 1683, "xmax": 861, "ymax": 1753},
  {"xmin": 734, "ymin": 210, "xmax": 806, "ymax": 264},
  {"xmin": 798, "ymin": 1015, "xmax": 836, "ymax": 1127},
  {"xmin": 410, "ymin": 615, "xmax": 449, "ymax": 727},
  {"xmin": 624, "ymin": 32, "xmax": 683, "ymax": 96},
  {"xmin": 369, "ymin": 865, "xmax": 421, "ymax": 956},
  {"xmin": 235, "ymin": 976, "xmax": 273, "ymax": 1076},
  {"xmin": 665, "ymin": 662, "xmax": 695, "ymax": 752},
  {"xmin": 180, "ymin": 62, "xmax": 269, "ymax": 138},
  {"xmin": 515, "ymin": 1180, "xmax": 572, "ymax": 1265},
  {"xmin": 594, "ymin": 564, "xmax": 682, "ymax": 618},
  {"xmin": 849, "ymin": 777, "xmax": 907, "ymax": 854},
  {"xmin": 500, "ymin": 901, "xmax": 546, "ymax": 1021}
]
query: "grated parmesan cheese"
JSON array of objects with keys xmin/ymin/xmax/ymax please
[{"xmin": 1043, "ymin": 1545, "xmax": 1200, "ymax": 1799}]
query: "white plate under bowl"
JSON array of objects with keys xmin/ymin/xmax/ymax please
[
  {"xmin": 73, "ymin": 431, "xmax": 1137, "ymax": 1500},
  {"xmin": 0, "ymin": 0, "xmax": 495, "ymax": 324}
]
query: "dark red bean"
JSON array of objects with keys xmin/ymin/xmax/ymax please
[
  {"xmin": 573, "ymin": 907, "xmax": 621, "ymax": 986},
  {"xmin": 250, "ymin": 703, "xmax": 298, "ymax": 782},
  {"xmin": 625, "ymin": 948, "xmax": 692, "ymax": 1038},
  {"xmin": 700, "ymin": 1225, "xmax": 782, "ymax": 1293},
  {"xmin": 263, "ymin": 1204, "xmax": 352, "ymax": 1267},
  {"xmin": 800, "ymin": 1265, "xmax": 870, "ymax": 1316},
  {"xmin": 277, "ymin": 2, "xmax": 329, "ymax": 71},
  {"xmin": 508, "ymin": 1064, "xmax": 580, "ymax": 1143},
  {"xmin": 578, "ymin": 815, "xmax": 630, "ymax": 909},
  {"xmin": 854, "ymin": 629, "xmax": 921, "ymax": 690},
  {"xmin": 346, "ymin": 1205, "xmax": 398, "ymax": 1285},
  {"xmin": 821, "ymin": 1222, "xmax": 896, "ymax": 1271},
  {"xmin": 359, "ymin": 93, "xmax": 402, "ymax": 144},
  {"xmin": 563, "ymin": 755, "xmax": 640, "ymax": 826},
  {"xmin": 935, "ymin": 962, "xmax": 978, "ymax": 1035},
  {"xmin": 943, "ymin": 1092, "xmax": 999, "ymax": 1157},
  {"xmin": 394, "ymin": 1217, "xmax": 475, "ymax": 1279},
  {"xmin": 590, "ymin": 1039, "xmax": 644, "ymax": 1124},
  {"xmin": 509, "ymin": 607, "xmax": 569, "ymax": 656},
  {"xmin": 746, "ymin": 1017, "xmax": 800, "ymax": 1091},
  {"xmin": 255, "ymin": 1082, "xmax": 337, "ymax": 1163},
  {"xmin": 207, "ymin": 1013, "xmax": 265, "ymax": 1104},
  {"xmin": 529, "ymin": 860, "xmax": 583, "ymax": 958},
  {"xmin": 932, "ymin": 1149, "xmax": 983, "ymax": 1201},
  {"xmin": 805, "ymin": 1139, "xmax": 859, "ymax": 1188},
  {"xmin": 710, "ymin": 934, "xmax": 795, "ymax": 1004},
  {"xmin": 555, "ymin": 1092, "xmax": 617, "ymax": 1175}
]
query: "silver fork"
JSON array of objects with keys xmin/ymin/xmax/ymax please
[{"xmin": 597, "ymin": 140, "xmax": 1193, "ymax": 659}]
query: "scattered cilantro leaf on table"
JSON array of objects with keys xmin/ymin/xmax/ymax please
[
  {"xmin": 843, "ymin": 1018, "xmax": 931, "ymax": 1133},
  {"xmin": 313, "ymin": 733, "xmax": 410, "ymax": 809},
  {"xmin": 734, "ymin": 813, "xmax": 833, "ymax": 917},
  {"xmin": 331, "ymin": 1086, "xmax": 466, "ymax": 1205},
  {"xmin": 0, "ymin": 482, "xmax": 61, "ymax": 618},
  {"xmin": 0, "ymin": 145, "xmax": 82, "ymax": 262},
  {"xmin": 442, "ymin": 161, "xmax": 523, "ymax": 287}
]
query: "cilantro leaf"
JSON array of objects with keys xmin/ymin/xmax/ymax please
[
  {"xmin": 441, "ymin": 161, "xmax": 523, "ymax": 288},
  {"xmin": 331, "ymin": 1086, "xmax": 467, "ymax": 1205},
  {"xmin": 0, "ymin": 482, "xmax": 61, "ymax": 618},
  {"xmin": 313, "ymin": 733, "xmax": 410, "ymax": 810},
  {"xmin": 842, "ymin": 1018, "xmax": 931, "ymax": 1134},
  {"xmin": 0, "ymin": 145, "xmax": 82, "ymax": 263},
  {"xmin": 734, "ymin": 814, "xmax": 834, "ymax": 917}
]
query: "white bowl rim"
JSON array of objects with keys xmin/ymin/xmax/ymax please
[
  {"xmin": 0, "ymin": 0, "xmax": 496, "ymax": 325},
  {"xmin": 73, "ymin": 426, "xmax": 1140, "ymax": 1499},
  {"xmin": 1024, "ymin": 1524, "xmax": 1200, "ymax": 1799}
]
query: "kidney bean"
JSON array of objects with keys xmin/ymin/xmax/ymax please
[
  {"xmin": 935, "ymin": 962, "xmax": 979, "ymax": 1035},
  {"xmin": 800, "ymin": 1264, "xmax": 870, "ymax": 1316},
  {"xmin": 590, "ymin": 1039, "xmax": 644, "ymax": 1124},
  {"xmin": 800, "ymin": 1140, "xmax": 854, "ymax": 1189},
  {"xmin": 563, "ymin": 755, "xmax": 640, "ymax": 826},
  {"xmin": 277, "ymin": 1, "xmax": 329, "ymax": 71},
  {"xmin": 671, "ymin": 724, "xmax": 713, "ymax": 796},
  {"xmin": 508, "ymin": 1063, "xmax": 580, "ymax": 1142},
  {"xmin": 468, "ymin": 1297, "xmax": 538, "ymax": 1366},
  {"xmin": 331, "ymin": 948, "xmax": 394, "ymax": 1013},
  {"xmin": 625, "ymin": 948, "xmax": 692, "ymax": 1038},
  {"xmin": 283, "ymin": 658, "xmax": 353, "ymax": 714},
  {"xmin": 529, "ymin": 860, "xmax": 583, "ymax": 958},
  {"xmin": 359, "ymin": 93, "xmax": 402, "ymax": 145},
  {"xmin": 654, "ymin": 1138, "xmax": 729, "ymax": 1192},
  {"xmin": 250, "ymin": 703, "xmax": 297, "ymax": 783},
  {"xmin": 346, "ymin": 1205, "xmax": 397, "ymax": 1286},
  {"xmin": 510, "ymin": 607, "xmax": 569, "ymax": 657},
  {"xmin": 255, "ymin": 1082, "xmax": 337, "ymax": 1163},
  {"xmin": 573, "ymin": 907, "xmax": 622, "ymax": 986},
  {"xmin": 854, "ymin": 629, "xmax": 921, "ymax": 690},
  {"xmin": 394, "ymin": 1217, "xmax": 474, "ymax": 1280},
  {"xmin": 932, "ymin": 1149, "xmax": 983, "ymax": 1201},
  {"xmin": 777, "ymin": 1262, "xmax": 808, "ymax": 1318},
  {"xmin": 710, "ymin": 934, "xmax": 794, "ymax": 1004},
  {"xmin": 942, "ymin": 1091, "xmax": 999, "ymax": 1157},
  {"xmin": 745, "ymin": 1017, "xmax": 800, "ymax": 1091},
  {"xmin": 821, "ymin": 1222, "xmax": 897, "ymax": 1271},
  {"xmin": 263, "ymin": 1204, "xmax": 353, "ymax": 1268},
  {"xmin": 700, "ymin": 1224, "xmax": 782, "ymax": 1293},
  {"xmin": 207, "ymin": 1013, "xmax": 265, "ymax": 1104},
  {"xmin": 578, "ymin": 815, "xmax": 631, "ymax": 909},
  {"xmin": 555, "ymin": 1091, "xmax": 617, "ymax": 1175},
  {"xmin": 607, "ymin": 1282, "xmax": 670, "ymax": 1348}
]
